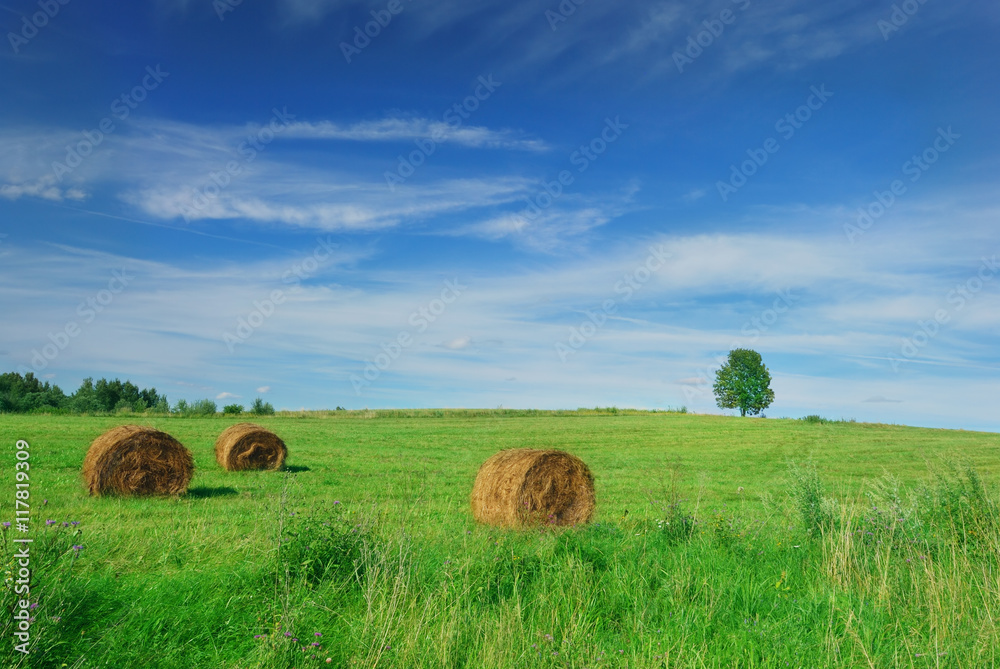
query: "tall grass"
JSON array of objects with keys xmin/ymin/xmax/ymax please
[
  {"xmin": 5, "ymin": 462, "xmax": 998, "ymax": 668},
  {"xmin": 2, "ymin": 412, "xmax": 998, "ymax": 668}
]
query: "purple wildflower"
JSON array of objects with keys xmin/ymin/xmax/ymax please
[{"xmin": 46, "ymin": 519, "xmax": 56, "ymax": 526}]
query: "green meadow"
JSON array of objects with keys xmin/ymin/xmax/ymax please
[{"xmin": 2, "ymin": 410, "xmax": 999, "ymax": 668}]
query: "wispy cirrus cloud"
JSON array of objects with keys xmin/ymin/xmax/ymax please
[
  {"xmin": 0, "ymin": 115, "xmax": 561, "ymax": 237},
  {"xmin": 2, "ymin": 215, "xmax": 997, "ymax": 428},
  {"xmin": 0, "ymin": 174, "xmax": 87, "ymax": 203},
  {"xmin": 281, "ymin": 119, "xmax": 547, "ymax": 151},
  {"xmin": 124, "ymin": 174, "xmax": 537, "ymax": 231}
]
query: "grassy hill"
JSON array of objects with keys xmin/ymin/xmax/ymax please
[{"xmin": 2, "ymin": 411, "xmax": 998, "ymax": 667}]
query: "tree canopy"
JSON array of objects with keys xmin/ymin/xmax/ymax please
[
  {"xmin": 0, "ymin": 372, "xmax": 167, "ymax": 414},
  {"xmin": 712, "ymin": 348, "xmax": 775, "ymax": 417}
]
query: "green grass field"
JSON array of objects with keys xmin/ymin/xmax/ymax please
[{"xmin": 2, "ymin": 411, "xmax": 999, "ymax": 668}]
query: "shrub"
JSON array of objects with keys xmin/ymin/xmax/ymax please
[
  {"xmin": 250, "ymin": 398, "xmax": 275, "ymax": 416},
  {"xmin": 920, "ymin": 463, "xmax": 998, "ymax": 552},
  {"xmin": 222, "ymin": 404, "xmax": 244, "ymax": 415},
  {"xmin": 787, "ymin": 460, "xmax": 835, "ymax": 535},
  {"xmin": 279, "ymin": 506, "xmax": 367, "ymax": 585},
  {"xmin": 657, "ymin": 500, "xmax": 697, "ymax": 544},
  {"xmin": 191, "ymin": 399, "xmax": 217, "ymax": 416},
  {"xmin": 172, "ymin": 399, "xmax": 189, "ymax": 415},
  {"xmin": 114, "ymin": 398, "xmax": 135, "ymax": 414}
]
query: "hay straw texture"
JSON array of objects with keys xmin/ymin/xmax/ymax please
[
  {"xmin": 214, "ymin": 423, "xmax": 287, "ymax": 471},
  {"xmin": 470, "ymin": 448, "xmax": 595, "ymax": 527},
  {"xmin": 82, "ymin": 425, "xmax": 194, "ymax": 497}
]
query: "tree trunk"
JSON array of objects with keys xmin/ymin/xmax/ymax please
[{"xmin": 740, "ymin": 407, "xmax": 746, "ymax": 417}]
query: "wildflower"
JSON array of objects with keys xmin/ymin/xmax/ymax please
[
  {"xmin": 333, "ymin": 501, "xmax": 341, "ymax": 505},
  {"xmin": 29, "ymin": 602, "xmax": 39, "ymax": 609},
  {"xmin": 285, "ymin": 632, "xmax": 292, "ymax": 637},
  {"xmin": 311, "ymin": 642, "xmax": 321, "ymax": 647},
  {"xmin": 72, "ymin": 545, "xmax": 84, "ymax": 552},
  {"xmin": 62, "ymin": 522, "xmax": 69, "ymax": 527},
  {"xmin": 46, "ymin": 519, "xmax": 56, "ymax": 526},
  {"xmin": 71, "ymin": 521, "xmax": 79, "ymax": 526},
  {"xmin": 254, "ymin": 634, "xmax": 266, "ymax": 639},
  {"xmin": 314, "ymin": 632, "xmax": 322, "ymax": 637},
  {"xmin": 1, "ymin": 522, "xmax": 9, "ymax": 528}
]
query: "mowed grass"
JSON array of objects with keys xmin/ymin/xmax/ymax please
[{"xmin": 1, "ymin": 410, "xmax": 999, "ymax": 668}]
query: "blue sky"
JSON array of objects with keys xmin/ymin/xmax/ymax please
[{"xmin": 1, "ymin": 0, "xmax": 998, "ymax": 430}]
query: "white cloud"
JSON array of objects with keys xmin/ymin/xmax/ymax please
[
  {"xmin": 0, "ymin": 116, "xmax": 543, "ymax": 218},
  {"xmin": 0, "ymin": 175, "xmax": 87, "ymax": 203},
  {"xmin": 256, "ymin": 385, "xmax": 271, "ymax": 393},
  {"xmin": 216, "ymin": 392, "xmax": 241, "ymax": 400},
  {"xmin": 444, "ymin": 336, "xmax": 471, "ymax": 350},
  {"xmin": 282, "ymin": 119, "xmax": 546, "ymax": 151},
  {"xmin": 2, "ymin": 200, "xmax": 998, "ymax": 430},
  {"xmin": 454, "ymin": 204, "xmax": 623, "ymax": 252}
]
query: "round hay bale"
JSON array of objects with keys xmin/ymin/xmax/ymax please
[
  {"xmin": 214, "ymin": 423, "xmax": 287, "ymax": 471},
  {"xmin": 470, "ymin": 448, "xmax": 595, "ymax": 527},
  {"xmin": 83, "ymin": 425, "xmax": 193, "ymax": 497}
]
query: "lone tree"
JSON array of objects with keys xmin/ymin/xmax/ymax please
[{"xmin": 713, "ymin": 348, "xmax": 774, "ymax": 417}]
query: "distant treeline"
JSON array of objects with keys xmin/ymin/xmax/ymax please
[{"xmin": 0, "ymin": 372, "xmax": 273, "ymax": 415}]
